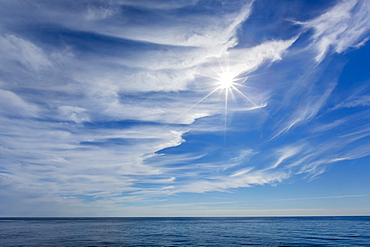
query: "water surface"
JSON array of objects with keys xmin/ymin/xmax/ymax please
[{"xmin": 0, "ymin": 216, "xmax": 369, "ymax": 246}]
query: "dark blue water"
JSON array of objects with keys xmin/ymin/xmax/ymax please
[{"xmin": 0, "ymin": 217, "xmax": 369, "ymax": 246}]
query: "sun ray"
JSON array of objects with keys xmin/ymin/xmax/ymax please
[
  {"xmin": 228, "ymin": 86, "xmax": 239, "ymax": 108},
  {"xmin": 161, "ymin": 60, "xmax": 268, "ymax": 137},
  {"xmin": 166, "ymin": 86, "xmax": 222, "ymax": 125},
  {"xmin": 231, "ymin": 84, "xmax": 259, "ymax": 107},
  {"xmin": 196, "ymin": 62, "xmax": 263, "ymax": 136},
  {"xmin": 224, "ymin": 87, "xmax": 229, "ymax": 135},
  {"xmin": 231, "ymin": 83, "xmax": 274, "ymax": 122}
]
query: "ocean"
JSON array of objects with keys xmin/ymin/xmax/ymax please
[{"xmin": 0, "ymin": 216, "xmax": 369, "ymax": 246}]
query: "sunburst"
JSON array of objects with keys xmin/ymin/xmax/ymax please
[
  {"xmin": 211, "ymin": 64, "xmax": 258, "ymax": 109},
  {"xmin": 165, "ymin": 61, "xmax": 263, "ymax": 133},
  {"xmin": 212, "ymin": 67, "xmax": 250, "ymax": 136},
  {"xmin": 217, "ymin": 70, "xmax": 236, "ymax": 89}
]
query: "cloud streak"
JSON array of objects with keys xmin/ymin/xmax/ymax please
[{"xmin": 300, "ymin": 0, "xmax": 370, "ymax": 63}]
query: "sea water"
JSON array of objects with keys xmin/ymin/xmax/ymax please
[{"xmin": 0, "ymin": 217, "xmax": 369, "ymax": 246}]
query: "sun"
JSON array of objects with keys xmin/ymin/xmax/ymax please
[
  {"xmin": 167, "ymin": 63, "xmax": 262, "ymax": 134},
  {"xmin": 217, "ymin": 71, "xmax": 236, "ymax": 89}
]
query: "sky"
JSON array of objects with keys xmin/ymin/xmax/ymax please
[{"xmin": 0, "ymin": 0, "xmax": 370, "ymax": 217}]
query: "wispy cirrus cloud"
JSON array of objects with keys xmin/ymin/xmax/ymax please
[
  {"xmin": 0, "ymin": 89, "xmax": 39, "ymax": 117},
  {"xmin": 0, "ymin": 0, "xmax": 370, "ymax": 216},
  {"xmin": 272, "ymin": 82, "xmax": 336, "ymax": 139},
  {"xmin": 0, "ymin": 34, "xmax": 51, "ymax": 71},
  {"xmin": 278, "ymin": 194, "xmax": 369, "ymax": 201},
  {"xmin": 300, "ymin": 0, "xmax": 370, "ymax": 63}
]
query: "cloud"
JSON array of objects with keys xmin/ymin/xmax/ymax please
[
  {"xmin": 199, "ymin": 37, "xmax": 297, "ymax": 83},
  {"xmin": 0, "ymin": 0, "xmax": 256, "ymax": 207},
  {"xmin": 0, "ymin": 0, "xmax": 253, "ymax": 48},
  {"xmin": 272, "ymin": 83, "xmax": 336, "ymax": 138},
  {"xmin": 117, "ymin": 0, "xmax": 200, "ymax": 11},
  {"xmin": 278, "ymin": 194, "xmax": 369, "ymax": 201},
  {"xmin": 176, "ymin": 170, "xmax": 289, "ymax": 194},
  {"xmin": 0, "ymin": 34, "xmax": 51, "ymax": 71},
  {"xmin": 91, "ymin": 2, "xmax": 253, "ymax": 48},
  {"xmin": 0, "ymin": 89, "xmax": 39, "ymax": 117},
  {"xmin": 301, "ymin": 0, "xmax": 370, "ymax": 63},
  {"xmin": 335, "ymin": 95, "xmax": 370, "ymax": 109},
  {"xmin": 268, "ymin": 145, "xmax": 303, "ymax": 170},
  {"xmin": 311, "ymin": 119, "xmax": 346, "ymax": 133},
  {"xmin": 1, "ymin": 0, "xmax": 370, "ymax": 216},
  {"xmin": 58, "ymin": 106, "xmax": 90, "ymax": 123}
]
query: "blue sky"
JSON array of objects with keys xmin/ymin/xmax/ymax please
[{"xmin": 0, "ymin": 0, "xmax": 369, "ymax": 217}]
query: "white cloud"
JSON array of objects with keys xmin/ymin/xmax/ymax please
[
  {"xmin": 216, "ymin": 37, "xmax": 297, "ymax": 78},
  {"xmin": 0, "ymin": 89, "xmax": 39, "ymax": 116},
  {"xmin": 230, "ymin": 167, "xmax": 254, "ymax": 177},
  {"xmin": 268, "ymin": 145, "xmax": 302, "ymax": 170},
  {"xmin": 0, "ymin": 34, "xmax": 51, "ymax": 71},
  {"xmin": 278, "ymin": 194, "xmax": 369, "ymax": 201},
  {"xmin": 1, "ymin": 0, "xmax": 370, "ymax": 216},
  {"xmin": 273, "ymin": 83, "xmax": 336, "ymax": 138},
  {"xmin": 118, "ymin": 0, "xmax": 200, "ymax": 11},
  {"xmin": 89, "ymin": 2, "xmax": 253, "ymax": 48},
  {"xmin": 4, "ymin": 0, "xmax": 251, "ymax": 49},
  {"xmin": 0, "ymin": 114, "xmax": 189, "ymax": 202},
  {"xmin": 58, "ymin": 106, "xmax": 90, "ymax": 123},
  {"xmin": 84, "ymin": 3, "xmax": 118, "ymax": 21},
  {"xmin": 335, "ymin": 95, "xmax": 370, "ymax": 109},
  {"xmin": 0, "ymin": 1, "xmax": 263, "ymax": 208},
  {"xmin": 311, "ymin": 119, "xmax": 346, "ymax": 133},
  {"xmin": 302, "ymin": 0, "xmax": 370, "ymax": 63},
  {"xmin": 176, "ymin": 170, "xmax": 288, "ymax": 194}
]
